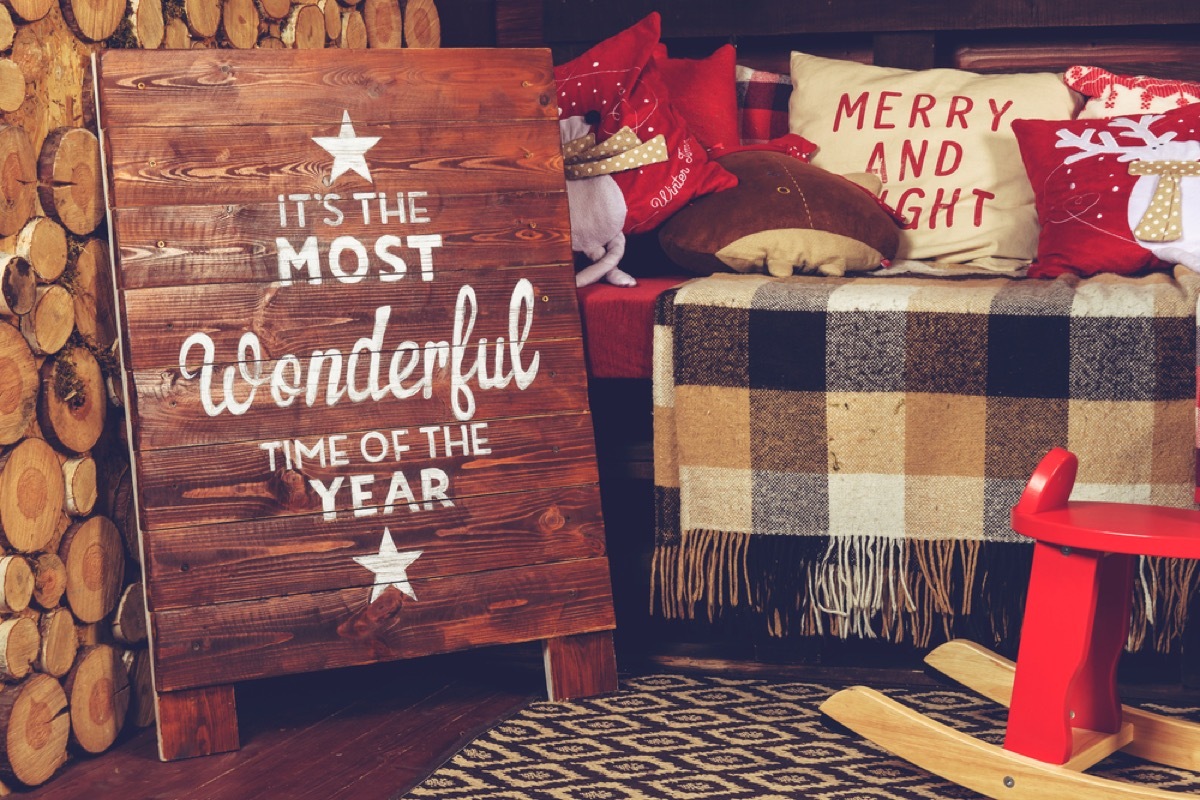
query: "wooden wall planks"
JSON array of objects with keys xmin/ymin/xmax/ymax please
[
  {"xmin": 96, "ymin": 48, "xmax": 618, "ymax": 760},
  {"xmin": 151, "ymin": 557, "xmax": 616, "ymax": 691},
  {"xmin": 129, "ymin": 337, "xmax": 591, "ymax": 449},
  {"xmin": 535, "ymin": 0, "xmax": 1200, "ymax": 45},
  {"xmin": 105, "ymin": 122, "xmax": 567, "ymax": 206},
  {"xmin": 94, "ymin": 49, "xmax": 558, "ymax": 127},
  {"xmin": 111, "ymin": 192, "xmax": 571, "ymax": 289},
  {"xmin": 144, "ymin": 484, "xmax": 606, "ymax": 609},
  {"xmin": 135, "ymin": 411, "xmax": 601, "ymax": 529}
]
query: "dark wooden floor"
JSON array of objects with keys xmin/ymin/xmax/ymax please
[
  {"xmin": 19, "ymin": 644, "xmax": 547, "ymax": 800},
  {"xmin": 13, "ymin": 634, "xmax": 1200, "ymax": 798}
]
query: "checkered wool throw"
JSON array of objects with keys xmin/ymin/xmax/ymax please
[{"xmin": 652, "ymin": 269, "xmax": 1200, "ymax": 651}]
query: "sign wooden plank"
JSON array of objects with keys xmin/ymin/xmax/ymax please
[
  {"xmin": 106, "ymin": 122, "xmax": 566, "ymax": 207},
  {"xmin": 144, "ymin": 485, "xmax": 605, "ymax": 609},
  {"xmin": 151, "ymin": 558, "xmax": 616, "ymax": 692},
  {"xmin": 119, "ymin": 270, "xmax": 579, "ymax": 371},
  {"xmin": 135, "ymin": 411, "xmax": 600, "ymax": 530},
  {"xmin": 112, "ymin": 193, "xmax": 571, "ymax": 290},
  {"xmin": 96, "ymin": 48, "xmax": 617, "ymax": 761},
  {"xmin": 129, "ymin": 337, "xmax": 590, "ymax": 450},
  {"xmin": 94, "ymin": 49, "xmax": 558, "ymax": 127}
]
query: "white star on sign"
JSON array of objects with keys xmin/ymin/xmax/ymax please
[
  {"xmin": 312, "ymin": 110, "xmax": 380, "ymax": 184},
  {"xmin": 354, "ymin": 529, "xmax": 422, "ymax": 602}
]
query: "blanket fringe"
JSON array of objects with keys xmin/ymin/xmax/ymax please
[{"xmin": 652, "ymin": 532, "xmax": 1199, "ymax": 653}]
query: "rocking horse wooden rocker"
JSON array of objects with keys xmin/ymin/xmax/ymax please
[{"xmin": 822, "ymin": 447, "xmax": 1200, "ymax": 799}]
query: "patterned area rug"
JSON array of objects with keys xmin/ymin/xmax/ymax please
[{"xmin": 406, "ymin": 673, "xmax": 1200, "ymax": 799}]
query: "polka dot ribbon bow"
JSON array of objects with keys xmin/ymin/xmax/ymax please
[
  {"xmin": 1128, "ymin": 159, "xmax": 1200, "ymax": 242},
  {"xmin": 562, "ymin": 126, "xmax": 668, "ymax": 180}
]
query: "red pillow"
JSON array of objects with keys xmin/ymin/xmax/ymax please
[
  {"xmin": 1013, "ymin": 107, "xmax": 1200, "ymax": 278},
  {"xmin": 650, "ymin": 43, "xmax": 739, "ymax": 152},
  {"xmin": 554, "ymin": 13, "xmax": 738, "ymax": 234},
  {"xmin": 553, "ymin": 13, "xmax": 659, "ymax": 120}
]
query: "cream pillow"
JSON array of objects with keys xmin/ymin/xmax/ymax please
[{"xmin": 789, "ymin": 52, "xmax": 1083, "ymax": 262}]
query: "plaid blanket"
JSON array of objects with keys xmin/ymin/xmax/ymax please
[{"xmin": 652, "ymin": 269, "xmax": 1200, "ymax": 651}]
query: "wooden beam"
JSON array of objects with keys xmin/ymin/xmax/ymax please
[
  {"xmin": 873, "ymin": 32, "xmax": 937, "ymax": 70},
  {"xmin": 541, "ymin": 0, "xmax": 1200, "ymax": 45},
  {"xmin": 496, "ymin": 0, "xmax": 543, "ymax": 46}
]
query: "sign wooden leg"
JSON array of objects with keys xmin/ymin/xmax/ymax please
[
  {"xmin": 542, "ymin": 630, "xmax": 618, "ymax": 701},
  {"xmin": 155, "ymin": 685, "xmax": 240, "ymax": 761}
]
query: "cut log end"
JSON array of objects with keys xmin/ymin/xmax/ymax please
[
  {"xmin": 0, "ymin": 673, "xmax": 69, "ymax": 786},
  {"xmin": 321, "ymin": 0, "xmax": 340, "ymax": 39},
  {"xmin": 37, "ymin": 128, "xmax": 104, "ymax": 236},
  {"xmin": 62, "ymin": 455, "xmax": 97, "ymax": 516},
  {"xmin": 106, "ymin": 466, "xmax": 138, "ymax": 563},
  {"xmin": 62, "ymin": 0, "xmax": 128, "ymax": 42},
  {"xmin": 122, "ymin": 648, "xmax": 154, "ymax": 728},
  {"xmin": 282, "ymin": 4, "xmax": 325, "ymax": 48},
  {"xmin": 69, "ymin": 239, "xmax": 116, "ymax": 352},
  {"xmin": 4, "ymin": 0, "xmax": 53, "ymax": 23},
  {"xmin": 0, "ymin": 256, "xmax": 36, "ymax": 318},
  {"xmin": 32, "ymin": 552, "xmax": 67, "ymax": 610},
  {"xmin": 220, "ymin": 0, "xmax": 258, "ymax": 49},
  {"xmin": 0, "ymin": 616, "xmax": 39, "ymax": 680},
  {"xmin": 59, "ymin": 515, "xmax": 125, "ymax": 623},
  {"xmin": 132, "ymin": 0, "xmax": 165, "ymax": 48},
  {"xmin": 183, "ymin": 0, "xmax": 221, "ymax": 37},
  {"xmin": 0, "ymin": 322, "xmax": 37, "ymax": 445},
  {"xmin": 402, "ymin": 0, "xmax": 439, "ymax": 48},
  {"xmin": 0, "ymin": 7, "xmax": 12, "ymax": 51},
  {"xmin": 162, "ymin": 16, "xmax": 190, "ymax": 48},
  {"xmin": 8, "ymin": 217, "xmax": 67, "ymax": 283},
  {"xmin": 19, "ymin": 284, "xmax": 75, "ymax": 356},
  {"xmin": 338, "ymin": 9, "xmax": 366, "ymax": 48},
  {"xmin": 0, "ymin": 557, "xmax": 34, "ymax": 614},
  {"xmin": 253, "ymin": 0, "xmax": 289, "ymax": 21},
  {"xmin": 37, "ymin": 607, "xmax": 77, "ymax": 678},
  {"xmin": 0, "ymin": 438, "xmax": 66, "ymax": 552},
  {"xmin": 65, "ymin": 644, "xmax": 129, "ymax": 754},
  {"xmin": 38, "ymin": 346, "xmax": 107, "ymax": 454},
  {"xmin": 362, "ymin": 0, "xmax": 402, "ymax": 48},
  {"xmin": 0, "ymin": 128, "xmax": 37, "ymax": 238},
  {"xmin": 111, "ymin": 582, "xmax": 146, "ymax": 644},
  {"xmin": 0, "ymin": 61, "xmax": 26, "ymax": 114}
]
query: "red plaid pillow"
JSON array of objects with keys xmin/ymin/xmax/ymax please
[{"xmin": 735, "ymin": 65, "xmax": 792, "ymax": 145}]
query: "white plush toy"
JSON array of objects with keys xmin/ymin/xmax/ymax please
[{"xmin": 559, "ymin": 115, "xmax": 667, "ymax": 288}]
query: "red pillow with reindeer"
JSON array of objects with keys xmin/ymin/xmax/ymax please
[
  {"xmin": 1013, "ymin": 107, "xmax": 1200, "ymax": 278},
  {"xmin": 554, "ymin": 13, "xmax": 737, "ymax": 235}
]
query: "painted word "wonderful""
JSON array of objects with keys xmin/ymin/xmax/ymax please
[{"xmin": 178, "ymin": 279, "xmax": 539, "ymax": 422}]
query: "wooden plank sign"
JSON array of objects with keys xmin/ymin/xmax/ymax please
[{"xmin": 93, "ymin": 49, "xmax": 617, "ymax": 761}]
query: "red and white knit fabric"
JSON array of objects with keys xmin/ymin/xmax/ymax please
[{"xmin": 1066, "ymin": 65, "xmax": 1200, "ymax": 119}]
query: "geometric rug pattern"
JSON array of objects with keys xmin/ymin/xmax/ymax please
[{"xmin": 405, "ymin": 673, "xmax": 1200, "ymax": 799}]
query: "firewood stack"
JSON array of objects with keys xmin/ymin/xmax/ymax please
[{"xmin": 0, "ymin": 0, "xmax": 440, "ymax": 789}]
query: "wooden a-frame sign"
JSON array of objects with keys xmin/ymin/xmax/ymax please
[{"xmin": 93, "ymin": 48, "xmax": 617, "ymax": 761}]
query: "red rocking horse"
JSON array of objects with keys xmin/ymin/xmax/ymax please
[{"xmin": 822, "ymin": 447, "xmax": 1200, "ymax": 799}]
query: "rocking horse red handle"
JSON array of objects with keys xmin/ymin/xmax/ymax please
[{"xmin": 1013, "ymin": 446, "xmax": 1076, "ymax": 516}]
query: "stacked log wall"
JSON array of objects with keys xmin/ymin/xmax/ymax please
[{"xmin": 0, "ymin": 0, "xmax": 441, "ymax": 787}]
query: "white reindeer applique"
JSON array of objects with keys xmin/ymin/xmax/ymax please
[{"xmin": 1056, "ymin": 115, "xmax": 1200, "ymax": 270}]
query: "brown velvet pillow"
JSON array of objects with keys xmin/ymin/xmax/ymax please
[{"xmin": 658, "ymin": 150, "xmax": 900, "ymax": 277}]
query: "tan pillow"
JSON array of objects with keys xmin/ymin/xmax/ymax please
[{"xmin": 788, "ymin": 52, "xmax": 1082, "ymax": 262}]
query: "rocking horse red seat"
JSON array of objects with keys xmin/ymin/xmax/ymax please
[{"xmin": 821, "ymin": 447, "xmax": 1200, "ymax": 799}]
